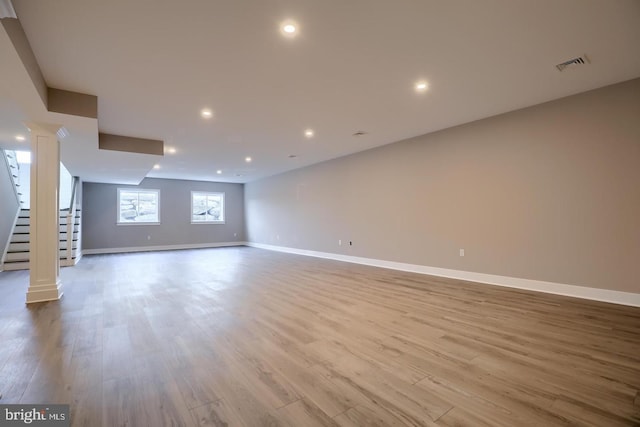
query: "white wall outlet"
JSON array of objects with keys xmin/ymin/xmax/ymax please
[
  {"xmin": 459, "ymin": 249, "xmax": 464, "ymax": 257},
  {"xmin": 147, "ymin": 235, "xmax": 151, "ymax": 240},
  {"xmin": 234, "ymin": 232, "xmax": 237, "ymax": 237},
  {"xmin": 276, "ymin": 234, "xmax": 280, "ymax": 240},
  {"xmin": 339, "ymin": 239, "xmax": 342, "ymax": 246}
]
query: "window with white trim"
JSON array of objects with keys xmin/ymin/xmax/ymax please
[
  {"xmin": 117, "ymin": 188, "xmax": 160, "ymax": 224},
  {"xmin": 191, "ymin": 191, "xmax": 225, "ymax": 224}
]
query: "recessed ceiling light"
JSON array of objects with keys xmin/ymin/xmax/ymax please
[
  {"xmin": 216, "ymin": 170, "xmax": 222, "ymax": 174},
  {"xmin": 153, "ymin": 164, "xmax": 160, "ymax": 170},
  {"xmin": 15, "ymin": 135, "xmax": 25, "ymax": 141},
  {"xmin": 415, "ymin": 81, "xmax": 429, "ymax": 92},
  {"xmin": 280, "ymin": 20, "xmax": 299, "ymax": 37},
  {"xmin": 201, "ymin": 109, "xmax": 213, "ymax": 119},
  {"xmin": 304, "ymin": 129, "xmax": 314, "ymax": 138},
  {"xmin": 245, "ymin": 156, "xmax": 252, "ymax": 163},
  {"xmin": 166, "ymin": 147, "xmax": 176, "ymax": 154}
]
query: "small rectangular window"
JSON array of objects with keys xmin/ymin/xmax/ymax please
[
  {"xmin": 117, "ymin": 188, "xmax": 160, "ymax": 224},
  {"xmin": 191, "ymin": 191, "xmax": 225, "ymax": 224}
]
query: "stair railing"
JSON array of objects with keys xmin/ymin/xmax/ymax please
[
  {"xmin": 64, "ymin": 176, "xmax": 79, "ymax": 265},
  {"xmin": 2, "ymin": 150, "xmax": 21, "ymax": 205},
  {"xmin": 1, "ymin": 149, "xmax": 22, "ymax": 267}
]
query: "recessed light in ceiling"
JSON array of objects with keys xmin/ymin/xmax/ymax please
[
  {"xmin": 166, "ymin": 147, "xmax": 176, "ymax": 154},
  {"xmin": 201, "ymin": 109, "xmax": 213, "ymax": 119},
  {"xmin": 153, "ymin": 164, "xmax": 160, "ymax": 170},
  {"xmin": 15, "ymin": 135, "xmax": 25, "ymax": 141},
  {"xmin": 415, "ymin": 81, "xmax": 429, "ymax": 92},
  {"xmin": 304, "ymin": 129, "xmax": 314, "ymax": 138},
  {"xmin": 280, "ymin": 20, "xmax": 299, "ymax": 37},
  {"xmin": 216, "ymin": 170, "xmax": 222, "ymax": 174},
  {"xmin": 245, "ymin": 156, "xmax": 252, "ymax": 163}
]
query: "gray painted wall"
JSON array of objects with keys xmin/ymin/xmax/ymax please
[
  {"xmin": 1, "ymin": 152, "xmax": 20, "ymax": 264},
  {"xmin": 245, "ymin": 78, "xmax": 640, "ymax": 293},
  {"xmin": 82, "ymin": 178, "xmax": 244, "ymax": 250}
]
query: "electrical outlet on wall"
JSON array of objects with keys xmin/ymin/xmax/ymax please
[
  {"xmin": 147, "ymin": 235, "xmax": 151, "ymax": 240},
  {"xmin": 459, "ymin": 249, "xmax": 464, "ymax": 257},
  {"xmin": 338, "ymin": 240, "xmax": 342, "ymax": 246}
]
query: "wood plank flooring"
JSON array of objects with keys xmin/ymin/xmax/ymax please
[{"xmin": 0, "ymin": 247, "xmax": 639, "ymax": 426}]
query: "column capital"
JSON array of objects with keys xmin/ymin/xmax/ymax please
[{"xmin": 25, "ymin": 121, "xmax": 63, "ymax": 136}]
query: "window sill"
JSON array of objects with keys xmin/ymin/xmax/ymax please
[{"xmin": 190, "ymin": 221, "xmax": 226, "ymax": 225}]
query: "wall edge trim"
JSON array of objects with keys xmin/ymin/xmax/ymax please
[{"xmin": 246, "ymin": 242, "xmax": 640, "ymax": 307}]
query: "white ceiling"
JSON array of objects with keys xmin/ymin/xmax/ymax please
[{"xmin": 3, "ymin": 0, "xmax": 640, "ymax": 184}]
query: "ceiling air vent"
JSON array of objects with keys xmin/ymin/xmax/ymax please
[{"xmin": 556, "ymin": 55, "xmax": 590, "ymax": 72}]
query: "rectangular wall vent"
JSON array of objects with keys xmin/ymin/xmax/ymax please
[{"xmin": 556, "ymin": 55, "xmax": 590, "ymax": 72}]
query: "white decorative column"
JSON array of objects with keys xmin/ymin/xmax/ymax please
[{"xmin": 26, "ymin": 122, "xmax": 63, "ymax": 304}]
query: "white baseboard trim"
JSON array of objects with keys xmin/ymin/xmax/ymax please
[
  {"xmin": 246, "ymin": 242, "xmax": 640, "ymax": 308},
  {"xmin": 83, "ymin": 242, "xmax": 245, "ymax": 255}
]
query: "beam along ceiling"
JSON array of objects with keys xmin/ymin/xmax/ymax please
[{"xmin": 3, "ymin": 0, "xmax": 640, "ymax": 184}]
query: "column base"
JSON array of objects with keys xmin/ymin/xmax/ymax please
[{"xmin": 26, "ymin": 280, "xmax": 64, "ymax": 304}]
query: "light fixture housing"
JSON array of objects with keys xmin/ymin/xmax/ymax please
[
  {"xmin": 201, "ymin": 109, "xmax": 213, "ymax": 119},
  {"xmin": 245, "ymin": 156, "xmax": 252, "ymax": 163},
  {"xmin": 15, "ymin": 135, "xmax": 26, "ymax": 141},
  {"xmin": 153, "ymin": 164, "xmax": 160, "ymax": 170},
  {"xmin": 216, "ymin": 170, "xmax": 222, "ymax": 174},
  {"xmin": 304, "ymin": 129, "xmax": 314, "ymax": 138}
]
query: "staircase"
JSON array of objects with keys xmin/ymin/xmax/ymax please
[
  {"xmin": 1, "ymin": 149, "xmax": 82, "ymax": 271},
  {"xmin": 2, "ymin": 208, "xmax": 81, "ymax": 270}
]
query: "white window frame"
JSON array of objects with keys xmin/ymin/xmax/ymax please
[
  {"xmin": 191, "ymin": 191, "xmax": 225, "ymax": 224},
  {"xmin": 117, "ymin": 188, "xmax": 161, "ymax": 225}
]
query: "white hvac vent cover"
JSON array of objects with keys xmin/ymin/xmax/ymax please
[{"xmin": 556, "ymin": 55, "xmax": 590, "ymax": 71}]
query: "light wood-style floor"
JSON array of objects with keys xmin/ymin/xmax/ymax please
[{"xmin": 0, "ymin": 247, "xmax": 638, "ymax": 426}]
